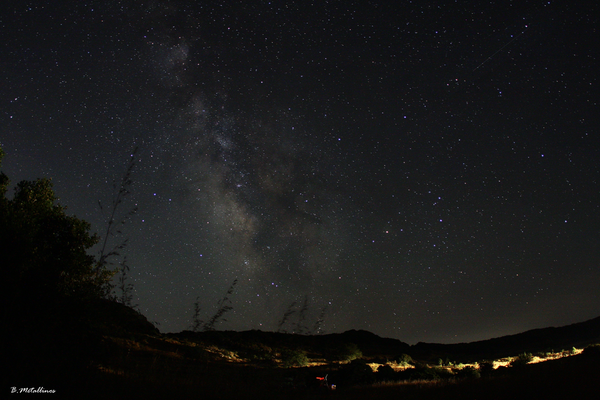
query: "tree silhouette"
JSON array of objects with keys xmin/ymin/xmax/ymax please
[{"xmin": 0, "ymin": 147, "xmax": 114, "ymax": 304}]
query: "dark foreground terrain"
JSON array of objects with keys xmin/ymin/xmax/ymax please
[{"xmin": 5, "ymin": 299, "xmax": 600, "ymax": 399}]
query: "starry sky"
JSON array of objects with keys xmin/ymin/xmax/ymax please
[{"xmin": 2, "ymin": 0, "xmax": 599, "ymax": 344}]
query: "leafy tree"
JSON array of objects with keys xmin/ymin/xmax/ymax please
[
  {"xmin": 1, "ymin": 147, "xmax": 139, "ymax": 388},
  {"xmin": 0, "ymin": 148, "xmax": 114, "ymax": 305}
]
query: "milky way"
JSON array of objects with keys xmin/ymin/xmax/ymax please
[
  {"xmin": 172, "ymin": 91, "xmax": 354, "ymax": 304},
  {"xmin": 137, "ymin": 26, "xmax": 360, "ymax": 331}
]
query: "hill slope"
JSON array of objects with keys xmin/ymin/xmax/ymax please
[
  {"xmin": 168, "ymin": 315, "xmax": 600, "ymax": 363},
  {"xmin": 411, "ymin": 316, "xmax": 600, "ymax": 362}
]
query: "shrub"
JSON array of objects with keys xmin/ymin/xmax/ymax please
[
  {"xmin": 561, "ymin": 347, "xmax": 576, "ymax": 356},
  {"xmin": 478, "ymin": 360, "xmax": 495, "ymax": 377},
  {"xmin": 280, "ymin": 348, "xmax": 309, "ymax": 368},
  {"xmin": 394, "ymin": 353, "xmax": 415, "ymax": 366},
  {"xmin": 510, "ymin": 352, "xmax": 533, "ymax": 368},
  {"xmin": 375, "ymin": 364, "xmax": 396, "ymax": 381},
  {"xmin": 331, "ymin": 343, "xmax": 362, "ymax": 362},
  {"xmin": 404, "ymin": 364, "xmax": 453, "ymax": 381},
  {"xmin": 243, "ymin": 343, "xmax": 275, "ymax": 363},
  {"xmin": 337, "ymin": 359, "xmax": 375, "ymax": 385},
  {"xmin": 432, "ymin": 366, "xmax": 455, "ymax": 380},
  {"xmin": 456, "ymin": 365, "xmax": 481, "ymax": 379},
  {"xmin": 184, "ymin": 345, "xmax": 210, "ymax": 362}
]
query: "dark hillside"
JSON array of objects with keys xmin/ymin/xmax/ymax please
[
  {"xmin": 171, "ymin": 316, "xmax": 600, "ymax": 363},
  {"xmin": 170, "ymin": 328, "xmax": 411, "ymax": 361},
  {"xmin": 7, "ymin": 297, "xmax": 600, "ymax": 399},
  {"xmin": 412, "ymin": 315, "xmax": 600, "ymax": 362},
  {"xmin": 86, "ymin": 298, "xmax": 160, "ymax": 337}
]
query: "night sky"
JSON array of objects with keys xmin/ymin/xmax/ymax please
[{"xmin": 2, "ymin": 1, "xmax": 599, "ymax": 344}]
